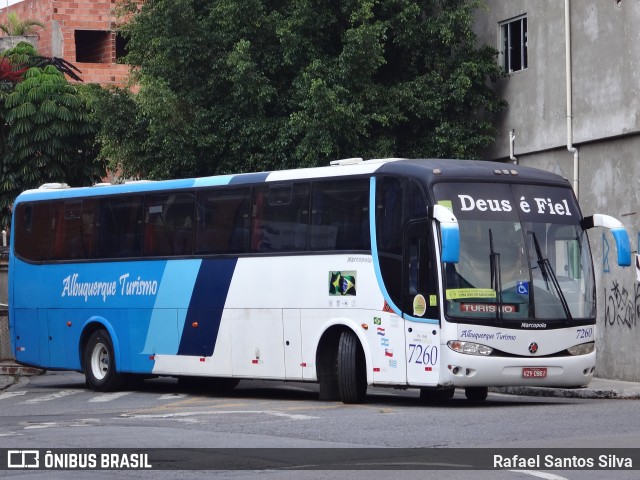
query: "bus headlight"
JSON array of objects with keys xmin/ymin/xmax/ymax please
[
  {"xmin": 448, "ymin": 340, "xmax": 493, "ymax": 356},
  {"xmin": 567, "ymin": 342, "xmax": 595, "ymax": 356}
]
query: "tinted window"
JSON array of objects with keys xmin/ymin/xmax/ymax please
[
  {"xmin": 144, "ymin": 193, "xmax": 195, "ymax": 256},
  {"xmin": 14, "ymin": 202, "xmax": 51, "ymax": 261},
  {"xmin": 50, "ymin": 200, "xmax": 96, "ymax": 260},
  {"xmin": 95, "ymin": 196, "xmax": 143, "ymax": 258},
  {"xmin": 252, "ymin": 184, "xmax": 310, "ymax": 252},
  {"xmin": 195, "ymin": 187, "xmax": 250, "ymax": 254},
  {"xmin": 375, "ymin": 177, "xmax": 428, "ymax": 307},
  {"xmin": 310, "ymin": 179, "xmax": 370, "ymax": 251}
]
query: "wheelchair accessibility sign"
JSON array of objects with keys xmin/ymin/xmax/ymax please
[{"xmin": 516, "ymin": 281, "xmax": 529, "ymax": 295}]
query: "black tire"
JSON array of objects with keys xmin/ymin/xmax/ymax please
[
  {"xmin": 84, "ymin": 329, "xmax": 125, "ymax": 392},
  {"xmin": 337, "ymin": 330, "xmax": 367, "ymax": 404},
  {"xmin": 420, "ymin": 387, "xmax": 455, "ymax": 402},
  {"xmin": 465, "ymin": 386, "xmax": 488, "ymax": 402}
]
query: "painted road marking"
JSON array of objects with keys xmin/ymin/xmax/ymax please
[
  {"xmin": 22, "ymin": 390, "xmax": 81, "ymax": 405},
  {"xmin": 119, "ymin": 410, "xmax": 319, "ymax": 421},
  {"xmin": 158, "ymin": 393, "xmax": 188, "ymax": 400},
  {"xmin": 511, "ymin": 470, "xmax": 569, "ymax": 480},
  {"xmin": 89, "ymin": 392, "xmax": 133, "ymax": 403},
  {"xmin": 23, "ymin": 418, "xmax": 101, "ymax": 430},
  {"xmin": 0, "ymin": 391, "xmax": 27, "ymax": 401}
]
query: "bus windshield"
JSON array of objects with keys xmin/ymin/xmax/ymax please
[{"xmin": 433, "ymin": 182, "xmax": 595, "ymax": 323}]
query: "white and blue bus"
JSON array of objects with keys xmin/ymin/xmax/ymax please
[{"xmin": 8, "ymin": 158, "xmax": 631, "ymax": 403}]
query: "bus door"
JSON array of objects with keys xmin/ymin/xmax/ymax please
[{"xmin": 403, "ymin": 220, "xmax": 441, "ymax": 386}]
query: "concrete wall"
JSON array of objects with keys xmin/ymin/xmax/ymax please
[
  {"xmin": 0, "ymin": 35, "xmax": 37, "ymax": 51},
  {"xmin": 475, "ymin": 1, "xmax": 640, "ymax": 380}
]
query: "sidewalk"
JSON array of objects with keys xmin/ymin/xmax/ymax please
[
  {"xmin": 0, "ymin": 361, "xmax": 43, "ymax": 390},
  {"xmin": 1, "ymin": 362, "xmax": 640, "ymax": 399},
  {"xmin": 491, "ymin": 377, "xmax": 640, "ymax": 399}
]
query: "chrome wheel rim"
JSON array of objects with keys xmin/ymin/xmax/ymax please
[{"xmin": 90, "ymin": 342, "xmax": 109, "ymax": 381}]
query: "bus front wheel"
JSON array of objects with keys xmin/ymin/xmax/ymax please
[
  {"xmin": 337, "ymin": 330, "xmax": 367, "ymax": 404},
  {"xmin": 84, "ymin": 329, "xmax": 124, "ymax": 392}
]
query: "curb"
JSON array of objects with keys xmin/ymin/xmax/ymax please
[
  {"xmin": 0, "ymin": 363, "xmax": 44, "ymax": 377},
  {"xmin": 491, "ymin": 384, "xmax": 640, "ymax": 400},
  {"xmin": 0, "ymin": 363, "xmax": 44, "ymax": 391}
]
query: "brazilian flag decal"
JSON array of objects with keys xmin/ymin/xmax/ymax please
[{"xmin": 329, "ymin": 271, "xmax": 357, "ymax": 296}]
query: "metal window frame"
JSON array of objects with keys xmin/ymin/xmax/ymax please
[{"xmin": 499, "ymin": 14, "xmax": 528, "ymax": 73}]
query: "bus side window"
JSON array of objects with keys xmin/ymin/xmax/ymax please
[
  {"xmin": 310, "ymin": 179, "xmax": 370, "ymax": 251},
  {"xmin": 14, "ymin": 202, "xmax": 51, "ymax": 261},
  {"xmin": 143, "ymin": 193, "xmax": 194, "ymax": 256},
  {"xmin": 96, "ymin": 196, "xmax": 143, "ymax": 258},
  {"xmin": 50, "ymin": 200, "xmax": 96, "ymax": 260},
  {"xmin": 251, "ymin": 184, "xmax": 309, "ymax": 253},
  {"xmin": 195, "ymin": 187, "xmax": 250, "ymax": 254},
  {"xmin": 375, "ymin": 177, "xmax": 403, "ymax": 306},
  {"xmin": 375, "ymin": 177, "xmax": 429, "ymax": 310}
]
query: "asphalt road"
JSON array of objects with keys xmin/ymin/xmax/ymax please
[{"xmin": 0, "ymin": 371, "xmax": 638, "ymax": 480}]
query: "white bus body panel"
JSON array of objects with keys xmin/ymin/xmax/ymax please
[{"xmin": 152, "ymin": 254, "xmax": 417, "ymax": 386}]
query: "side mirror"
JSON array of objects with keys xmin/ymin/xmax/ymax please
[
  {"xmin": 431, "ymin": 204, "xmax": 459, "ymax": 263},
  {"xmin": 582, "ymin": 214, "xmax": 631, "ymax": 267}
]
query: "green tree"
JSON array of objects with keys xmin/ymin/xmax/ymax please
[
  {"xmin": 0, "ymin": 44, "xmax": 106, "ymax": 225},
  {"xmin": 0, "ymin": 11, "xmax": 45, "ymax": 36},
  {"xmin": 107, "ymin": 0, "xmax": 505, "ymax": 179}
]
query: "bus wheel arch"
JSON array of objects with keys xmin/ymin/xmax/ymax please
[
  {"xmin": 80, "ymin": 321, "xmax": 125, "ymax": 392},
  {"xmin": 316, "ymin": 325, "xmax": 368, "ymax": 404}
]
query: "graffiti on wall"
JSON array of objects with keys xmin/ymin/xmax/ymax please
[
  {"xmin": 602, "ymin": 230, "xmax": 640, "ymax": 329},
  {"xmin": 604, "ymin": 280, "xmax": 639, "ymax": 329}
]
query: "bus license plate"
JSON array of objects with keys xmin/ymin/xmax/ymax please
[{"xmin": 522, "ymin": 367, "xmax": 547, "ymax": 378}]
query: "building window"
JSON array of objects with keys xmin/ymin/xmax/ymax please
[
  {"xmin": 500, "ymin": 15, "xmax": 528, "ymax": 73},
  {"xmin": 115, "ymin": 33, "xmax": 128, "ymax": 60},
  {"xmin": 75, "ymin": 30, "xmax": 113, "ymax": 63}
]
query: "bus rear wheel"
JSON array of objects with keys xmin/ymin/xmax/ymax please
[
  {"xmin": 337, "ymin": 330, "xmax": 367, "ymax": 404},
  {"xmin": 84, "ymin": 329, "xmax": 125, "ymax": 392},
  {"xmin": 465, "ymin": 386, "xmax": 488, "ymax": 402}
]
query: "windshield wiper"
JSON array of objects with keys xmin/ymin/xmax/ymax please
[
  {"xmin": 489, "ymin": 229, "xmax": 503, "ymax": 323},
  {"xmin": 528, "ymin": 231, "xmax": 573, "ymax": 322}
]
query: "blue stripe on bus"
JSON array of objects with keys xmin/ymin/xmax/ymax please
[
  {"xmin": 192, "ymin": 175, "xmax": 235, "ymax": 188},
  {"xmin": 228, "ymin": 172, "xmax": 270, "ymax": 185},
  {"xmin": 369, "ymin": 177, "xmax": 402, "ymax": 316},
  {"xmin": 142, "ymin": 260, "xmax": 202, "ymax": 356},
  {"xmin": 177, "ymin": 258, "xmax": 238, "ymax": 356}
]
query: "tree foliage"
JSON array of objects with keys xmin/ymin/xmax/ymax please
[
  {"xmin": 105, "ymin": 0, "xmax": 506, "ymax": 179},
  {"xmin": 0, "ymin": 43, "xmax": 105, "ymax": 225},
  {"xmin": 0, "ymin": 12, "xmax": 45, "ymax": 37}
]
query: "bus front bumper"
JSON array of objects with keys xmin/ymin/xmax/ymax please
[{"xmin": 439, "ymin": 349, "xmax": 596, "ymax": 388}]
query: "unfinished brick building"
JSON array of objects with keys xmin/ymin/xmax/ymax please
[{"xmin": 0, "ymin": 0, "xmax": 131, "ymax": 85}]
